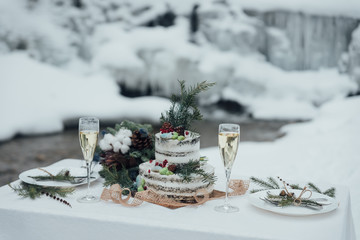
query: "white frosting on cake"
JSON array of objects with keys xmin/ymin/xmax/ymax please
[
  {"xmin": 139, "ymin": 162, "xmax": 214, "ymax": 198},
  {"xmin": 155, "ymin": 131, "xmax": 200, "ymax": 164}
]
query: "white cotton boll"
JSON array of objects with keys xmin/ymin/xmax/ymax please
[
  {"xmin": 99, "ymin": 139, "xmax": 113, "ymax": 151},
  {"xmin": 104, "ymin": 133, "xmax": 116, "ymax": 145},
  {"xmin": 113, "ymin": 141, "xmax": 122, "ymax": 153},
  {"xmin": 119, "ymin": 128, "xmax": 132, "ymax": 137},
  {"xmin": 122, "ymin": 137, "xmax": 132, "ymax": 146},
  {"xmin": 120, "ymin": 144, "xmax": 130, "ymax": 154},
  {"xmin": 115, "ymin": 133, "xmax": 125, "ymax": 142}
]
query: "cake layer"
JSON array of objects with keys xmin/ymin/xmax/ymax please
[
  {"xmin": 155, "ymin": 150, "xmax": 200, "ymax": 164},
  {"xmin": 139, "ymin": 161, "xmax": 215, "ymax": 201},
  {"xmin": 155, "ymin": 131, "xmax": 200, "ymax": 164}
]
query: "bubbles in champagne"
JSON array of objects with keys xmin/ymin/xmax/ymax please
[
  {"xmin": 218, "ymin": 132, "xmax": 240, "ymax": 169},
  {"xmin": 79, "ymin": 130, "xmax": 99, "ymax": 162}
]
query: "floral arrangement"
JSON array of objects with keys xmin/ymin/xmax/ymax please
[{"xmin": 98, "ymin": 120, "xmax": 154, "ymax": 190}]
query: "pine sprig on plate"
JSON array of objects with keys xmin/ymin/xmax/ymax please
[
  {"xmin": 28, "ymin": 169, "xmax": 88, "ymax": 183},
  {"xmin": 250, "ymin": 177, "xmax": 278, "ymax": 190},
  {"xmin": 250, "ymin": 176, "xmax": 336, "ymax": 198},
  {"xmin": 265, "ymin": 192, "xmax": 323, "ymax": 208}
]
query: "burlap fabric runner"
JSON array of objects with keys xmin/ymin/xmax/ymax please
[{"xmin": 100, "ymin": 179, "xmax": 249, "ymax": 209}]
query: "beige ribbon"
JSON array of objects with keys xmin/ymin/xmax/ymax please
[
  {"xmin": 38, "ymin": 168, "xmax": 55, "ymax": 177},
  {"xmin": 101, "ymin": 179, "xmax": 250, "ymax": 209},
  {"xmin": 282, "ymin": 181, "xmax": 312, "ymax": 206}
]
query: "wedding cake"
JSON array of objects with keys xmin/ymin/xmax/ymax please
[
  {"xmin": 139, "ymin": 131, "xmax": 215, "ymax": 202},
  {"xmin": 138, "ymin": 81, "xmax": 216, "ymax": 203}
]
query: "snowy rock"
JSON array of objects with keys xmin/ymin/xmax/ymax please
[
  {"xmin": 245, "ymin": 10, "xmax": 359, "ymax": 70},
  {"xmin": 348, "ymin": 24, "xmax": 360, "ymax": 88}
]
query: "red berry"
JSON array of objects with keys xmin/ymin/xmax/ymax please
[
  {"xmin": 144, "ymin": 186, "xmax": 147, "ymax": 190},
  {"xmin": 159, "ymin": 163, "xmax": 163, "ymax": 168},
  {"xmin": 155, "ymin": 162, "xmax": 159, "ymax": 166},
  {"xmin": 185, "ymin": 131, "xmax": 189, "ymax": 135},
  {"xmin": 163, "ymin": 163, "xmax": 167, "ymax": 167},
  {"xmin": 164, "ymin": 159, "xmax": 168, "ymax": 163},
  {"xmin": 148, "ymin": 169, "xmax": 150, "ymax": 173},
  {"xmin": 149, "ymin": 160, "xmax": 153, "ymax": 163}
]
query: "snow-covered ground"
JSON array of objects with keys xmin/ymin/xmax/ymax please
[
  {"xmin": 0, "ymin": 53, "xmax": 170, "ymax": 141},
  {"xmin": 202, "ymin": 96, "xmax": 360, "ymax": 237}
]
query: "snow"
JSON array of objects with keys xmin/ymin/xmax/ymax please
[
  {"xmin": 0, "ymin": 53, "xmax": 170, "ymax": 141},
  {"xmin": 201, "ymin": 96, "xmax": 360, "ymax": 236},
  {"xmin": 238, "ymin": 0, "xmax": 360, "ymax": 18}
]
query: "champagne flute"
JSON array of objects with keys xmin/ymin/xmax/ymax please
[
  {"xmin": 215, "ymin": 123, "xmax": 240, "ymax": 213},
  {"xmin": 77, "ymin": 117, "xmax": 99, "ymax": 203}
]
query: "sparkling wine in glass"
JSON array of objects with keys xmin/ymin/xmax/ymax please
[
  {"xmin": 77, "ymin": 117, "xmax": 99, "ymax": 203},
  {"xmin": 215, "ymin": 123, "xmax": 240, "ymax": 213}
]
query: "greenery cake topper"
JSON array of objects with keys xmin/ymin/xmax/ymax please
[{"xmin": 160, "ymin": 80, "xmax": 215, "ymax": 135}]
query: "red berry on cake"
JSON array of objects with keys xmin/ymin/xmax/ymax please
[
  {"xmin": 155, "ymin": 162, "xmax": 159, "ymax": 166},
  {"xmin": 148, "ymin": 169, "xmax": 150, "ymax": 173},
  {"xmin": 185, "ymin": 131, "xmax": 189, "ymax": 136},
  {"xmin": 149, "ymin": 160, "xmax": 153, "ymax": 163}
]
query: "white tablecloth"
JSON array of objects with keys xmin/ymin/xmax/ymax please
[{"xmin": 0, "ymin": 159, "xmax": 356, "ymax": 240}]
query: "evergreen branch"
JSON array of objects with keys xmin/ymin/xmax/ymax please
[
  {"xmin": 250, "ymin": 188, "xmax": 268, "ymax": 194},
  {"xmin": 174, "ymin": 160, "xmax": 217, "ymax": 185},
  {"xmin": 323, "ymin": 187, "xmax": 336, "ymax": 198},
  {"xmin": 307, "ymin": 182, "xmax": 322, "ymax": 193},
  {"xmin": 290, "ymin": 184, "xmax": 302, "ymax": 190},
  {"xmin": 117, "ymin": 120, "xmax": 153, "ymax": 133},
  {"xmin": 268, "ymin": 177, "xmax": 280, "ymax": 189},
  {"xmin": 99, "ymin": 165, "xmax": 134, "ymax": 189},
  {"xmin": 266, "ymin": 192, "xmax": 323, "ymax": 208},
  {"xmin": 9, "ymin": 182, "xmax": 74, "ymax": 202},
  {"xmin": 250, "ymin": 176, "xmax": 277, "ymax": 189},
  {"xmin": 161, "ymin": 80, "xmax": 215, "ymax": 130},
  {"xmin": 250, "ymin": 177, "xmax": 336, "ymax": 198},
  {"xmin": 28, "ymin": 169, "xmax": 90, "ymax": 183}
]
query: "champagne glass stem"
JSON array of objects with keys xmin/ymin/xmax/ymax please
[
  {"xmin": 86, "ymin": 162, "xmax": 91, "ymax": 197},
  {"xmin": 225, "ymin": 168, "xmax": 231, "ymax": 206}
]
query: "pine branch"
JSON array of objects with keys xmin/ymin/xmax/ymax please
[
  {"xmin": 117, "ymin": 120, "xmax": 153, "ymax": 133},
  {"xmin": 250, "ymin": 188, "xmax": 268, "ymax": 194},
  {"xmin": 250, "ymin": 177, "xmax": 336, "ymax": 198},
  {"xmin": 161, "ymin": 80, "xmax": 215, "ymax": 130},
  {"xmin": 174, "ymin": 160, "xmax": 217, "ymax": 185},
  {"xmin": 28, "ymin": 169, "xmax": 89, "ymax": 183},
  {"xmin": 290, "ymin": 184, "xmax": 302, "ymax": 190},
  {"xmin": 250, "ymin": 176, "xmax": 277, "ymax": 189},
  {"xmin": 268, "ymin": 177, "xmax": 280, "ymax": 189},
  {"xmin": 323, "ymin": 187, "xmax": 336, "ymax": 198},
  {"xmin": 99, "ymin": 165, "xmax": 134, "ymax": 189},
  {"xmin": 9, "ymin": 182, "xmax": 74, "ymax": 207},
  {"xmin": 307, "ymin": 182, "xmax": 322, "ymax": 193}
]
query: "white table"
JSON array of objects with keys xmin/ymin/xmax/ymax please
[{"xmin": 0, "ymin": 159, "xmax": 356, "ymax": 240}]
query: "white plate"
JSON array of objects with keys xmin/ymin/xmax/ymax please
[
  {"xmin": 19, "ymin": 166, "xmax": 100, "ymax": 187},
  {"xmin": 248, "ymin": 189, "xmax": 338, "ymax": 216}
]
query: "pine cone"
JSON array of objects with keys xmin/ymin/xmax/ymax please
[
  {"xmin": 167, "ymin": 164, "xmax": 177, "ymax": 172},
  {"xmin": 174, "ymin": 126, "xmax": 185, "ymax": 136},
  {"xmin": 101, "ymin": 151, "xmax": 137, "ymax": 171},
  {"xmin": 131, "ymin": 130, "xmax": 152, "ymax": 150},
  {"xmin": 160, "ymin": 122, "xmax": 174, "ymax": 133}
]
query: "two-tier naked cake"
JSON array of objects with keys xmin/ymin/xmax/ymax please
[
  {"xmin": 139, "ymin": 131, "xmax": 215, "ymax": 202},
  {"xmin": 138, "ymin": 80, "xmax": 216, "ymax": 203}
]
